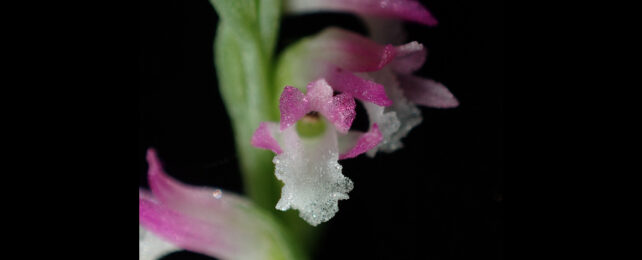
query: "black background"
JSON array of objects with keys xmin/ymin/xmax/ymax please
[{"xmin": 139, "ymin": 0, "xmax": 503, "ymax": 259}]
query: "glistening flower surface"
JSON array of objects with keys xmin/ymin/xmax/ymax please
[{"xmin": 252, "ymin": 79, "xmax": 383, "ymax": 226}]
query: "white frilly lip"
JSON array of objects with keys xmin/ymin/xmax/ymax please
[
  {"xmin": 253, "ymin": 121, "xmax": 355, "ymax": 226},
  {"xmin": 251, "ymin": 80, "xmax": 386, "ymax": 226},
  {"xmin": 273, "ymin": 123, "xmax": 354, "ymax": 226}
]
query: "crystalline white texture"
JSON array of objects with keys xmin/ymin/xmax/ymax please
[
  {"xmin": 139, "ymin": 225, "xmax": 179, "ymax": 260},
  {"xmin": 363, "ymin": 101, "xmax": 400, "ymax": 157},
  {"xmin": 361, "ymin": 68, "xmax": 422, "ymax": 155},
  {"xmin": 273, "ymin": 124, "xmax": 354, "ymax": 226}
]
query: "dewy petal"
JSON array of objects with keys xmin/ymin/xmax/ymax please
[
  {"xmin": 338, "ymin": 123, "xmax": 383, "ymax": 160},
  {"xmin": 279, "ymin": 86, "xmax": 308, "ymax": 130},
  {"xmin": 273, "ymin": 124, "xmax": 354, "ymax": 226},
  {"xmin": 398, "ymin": 75, "xmax": 459, "ymax": 108},
  {"xmin": 285, "ymin": 0, "xmax": 438, "ymax": 26},
  {"xmin": 142, "ymin": 149, "xmax": 300, "ymax": 260},
  {"xmin": 305, "ymin": 79, "xmax": 356, "ymax": 133},
  {"xmin": 251, "ymin": 122, "xmax": 283, "ymax": 154},
  {"xmin": 324, "ymin": 65, "xmax": 393, "ymax": 107}
]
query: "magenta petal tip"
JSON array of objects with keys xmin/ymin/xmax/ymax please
[
  {"xmin": 251, "ymin": 122, "xmax": 283, "ymax": 154},
  {"xmin": 339, "ymin": 123, "xmax": 383, "ymax": 160},
  {"xmin": 279, "ymin": 86, "xmax": 308, "ymax": 130}
]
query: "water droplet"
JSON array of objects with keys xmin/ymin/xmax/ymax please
[{"xmin": 212, "ymin": 189, "xmax": 222, "ymax": 199}]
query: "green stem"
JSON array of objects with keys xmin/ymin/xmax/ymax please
[{"xmin": 211, "ymin": 0, "xmax": 322, "ymax": 257}]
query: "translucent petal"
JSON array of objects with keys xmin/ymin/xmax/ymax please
[
  {"xmin": 273, "ymin": 124, "xmax": 354, "ymax": 226},
  {"xmin": 285, "ymin": 0, "xmax": 438, "ymax": 26},
  {"xmin": 390, "ymin": 41, "xmax": 427, "ymax": 74},
  {"xmin": 398, "ymin": 75, "xmax": 460, "ymax": 108}
]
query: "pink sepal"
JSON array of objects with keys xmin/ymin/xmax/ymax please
[
  {"xmin": 251, "ymin": 122, "xmax": 283, "ymax": 154},
  {"xmin": 339, "ymin": 123, "xmax": 383, "ymax": 160},
  {"xmin": 325, "ymin": 65, "xmax": 393, "ymax": 107}
]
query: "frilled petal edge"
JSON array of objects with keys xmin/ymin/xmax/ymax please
[{"xmin": 273, "ymin": 125, "xmax": 353, "ymax": 226}]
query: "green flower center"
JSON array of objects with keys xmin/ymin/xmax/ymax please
[{"xmin": 296, "ymin": 111, "xmax": 326, "ymax": 138}]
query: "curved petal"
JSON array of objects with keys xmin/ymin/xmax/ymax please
[
  {"xmin": 273, "ymin": 125, "xmax": 353, "ymax": 226},
  {"xmin": 139, "ymin": 190, "xmax": 231, "ymax": 259},
  {"xmin": 309, "ymin": 28, "xmax": 397, "ymax": 72},
  {"xmin": 142, "ymin": 149, "xmax": 302, "ymax": 260},
  {"xmin": 338, "ymin": 123, "xmax": 383, "ymax": 160},
  {"xmin": 285, "ymin": 0, "xmax": 438, "ymax": 26},
  {"xmin": 251, "ymin": 122, "xmax": 283, "ymax": 154},
  {"xmin": 280, "ymin": 86, "xmax": 309, "ymax": 130},
  {"xmin": 324, "ymin": 65, "xmax": 393, "ymax": 106},
  {"xmin": 398, "ymin": 75, "xmax": 459, "ymax": 108},
  {"xmin": 306, "ymin": 79, "xmax": 357, "ymax": 133},
  {"xmin": 390, "ymin": 41, "xmax": 427, "ymax": 74}
]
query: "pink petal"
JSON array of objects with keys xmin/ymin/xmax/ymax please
[
  {"xmin": 279, "ymin": 86, "xmax": 309, "ymax": 130},
  {"xmin": 143, "ymin": 149, "xmax": 296, "ymax": 259},
  {"xmin": 146, "ymin": 149, "xmax": 247, "ymax": 221},
  {"xmin": 139, "ymin": 190, "xmax": 232, "ymax": 259},
  {"xmin": 339, "ymin": 123, "xmax": 384, "ymax": 160},
  {"xmin": 398, "ymin": 75, "xmax": 459, "ymax": 108},
  {"xmin": 390, "ymin": 41, "xmax": 427, "ymax": 74},
  {"xmin": 325, "ymin": 65, "xmax": 393, "ymax": 106},
  {"xmin": 251, "ymin": 122, "xmax": 283, "ymax": 154},
  {"xmin": 311, "ymin": 28, "xmax": 397, "ymax": 72},
  {"xmin": 287, "ymin": 0, "xmax": 438, "ymax": 26},
  {"xmin": 305, "ymin": 79, "xmax": 357, "ymax": 133},
  {"xmin": 326, "ymin": 93, "xmax": 357, "ymax": 134}
]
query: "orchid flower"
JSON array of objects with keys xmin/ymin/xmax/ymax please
[
  {"xmin": 139, "ymin": 149, "xmax": 303, "ymax": 260},
  {"xmin": 276, "ymin": 27, "xmax": 458, "ymax": 156},
  {"xmin": 251, "ymin": 78, "xmax": 384, "ymax": 226},
  {"xmin": 279, "ymin": 0, "xmax": 458, "ymax": 155},
  {"xmin": 142, "ymin": 0, "xmax": 459, "ymax": 258}
]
